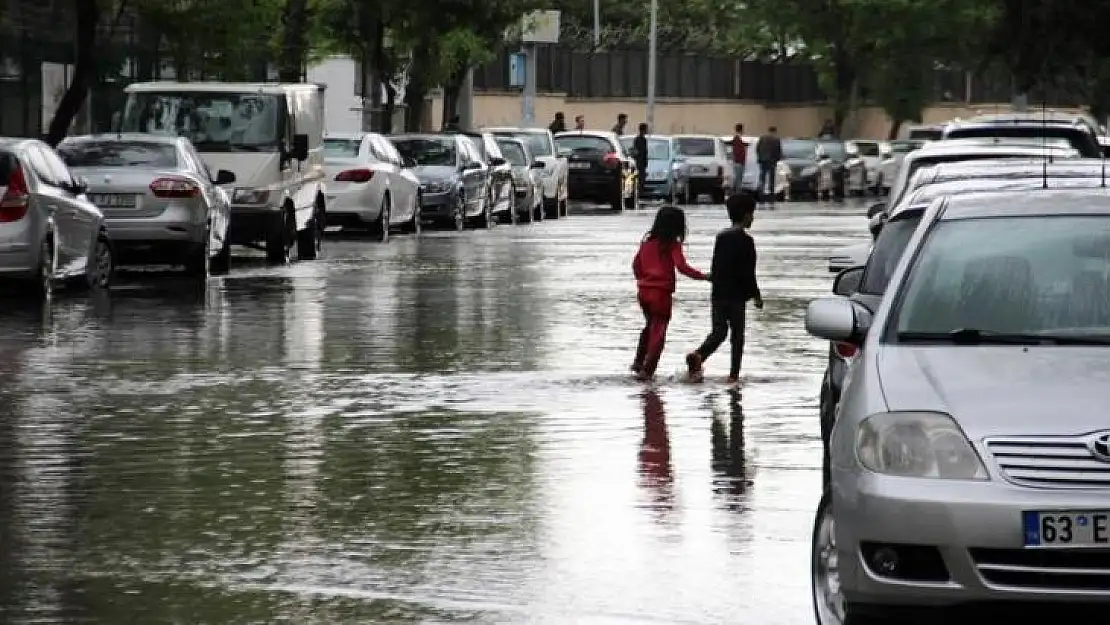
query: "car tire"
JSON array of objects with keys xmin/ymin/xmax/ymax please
[
  {"xmin": 185, "ymin": 228, "xmax": 210, "ymax": 279},
  {"xmin": 32, "ymin": 235, "xmax": 55, "ymax": 303},
  {"xmin": 610, "ymin": 186, "xmax": 623, "ymax": 212},
  {"xmin": 211, "ymin": 233, "xmax": 231, "ymax": 275},
  {"xmin": 544, "ymin": 197, "xmax": 559, "ymax": 220},
  {"xmin": 453, "ymin": 193, "xmax": 467, "ymax": 231},
  {"xmin": 406, "ymin": 193, "xmax": 423, "ymax": 234},
  {"xmin": 371, "ymin": 194, "xmax": 391, "ymax": 243},
  {"xmin": 87, "ymin": 232, "xmax": 114, "ymax": 291},
  {"xmin": 266, "ymin": 206, "xmax": 293, "ymax": 264}
]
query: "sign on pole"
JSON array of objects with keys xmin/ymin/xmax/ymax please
[
  {"xmin": 509, "ymin": 53, "xmax": 526, "ymax": 87},
  {"xmin": 522, "ymin": 10, "xmax": 561, "ymax": 44}
]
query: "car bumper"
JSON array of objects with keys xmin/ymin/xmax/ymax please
[
  {"xmin": 419, "ymin": 190, "xmax": 457, "ymax": 220},
  {"xmin": 834, "ymin": 471, "xmax": 1110, "ymax": 607},
  {"xmin": 642, "ymin": 176, "xmax": 678, "ymax": 198},
  {"xmin": 686, "ymin": 175, "xmax": 724, "ymax": 194},
  {"xmin": 790, "ymin": 175, "xmax": 819, "ymax": 194},
  {"xmin": 567, "ymin": 174, "xmax": 620, "ymax": 201},
  {"xmin": 325, "ymin": 187, "xmax": 380, "ymax": 222}
]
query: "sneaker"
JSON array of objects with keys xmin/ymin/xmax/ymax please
[
  {"xmin": 685, "ymin": 351, "xmax": 703, "ymax": 376},
  {"xmin": 634, "ymin": 371, "xmax": 654, "ymax": 382},
  {"xmin": 726, "ymin": 374, "xmax": 740, "ymax": 386}
]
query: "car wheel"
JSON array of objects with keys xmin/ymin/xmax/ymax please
[
  {"xmin": 298, "ymin": 199, "xmax": 325, "ymax": 258},
  {"xmin": 453, "ymin": 193, "xmax": 466, "ymax": 231},
  {"xmin": 544, "ymin": 197, "xmax": 559, "ymax": 220},
  {"xmin": 87, "ymin": 232, "xmax": 114, "ymax": 290},
  {"xmin": 408, "ymin": 193, "xmax": 423, "ymax": 234},
  {"xmin": 211, "ymin": 233, "xmax": 231, "ymax": 275},
  {"xmin": 812, "ymin": 492, "xmax": 846, "ymax": 625},
  {"xmin": 372, "ymin": 194, "xmax": 391, "ymax": 243},
  {"xmin": 185, "ymin": 228, "xmax": 211, "ymax": 279},
  {"xmin": 266, "ymin": 206, "xmax": 293, "ymax": 264},
  {"xmin": 610, "ymin": 186, "xmax": 624, "ymax": 212},
  {"xmin": 32, "ymin": 235, "xmax": 55, "ymax": 302}
]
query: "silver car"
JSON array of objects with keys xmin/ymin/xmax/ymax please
[
  {"xmin": 0, "ymin": 138, "xmax": 113, "ymax": 300},
  {"xmin": 57, "ymin": 134, "xmax": 235, "ymax": 277},
  {"xmin": 807, "ymin": 187, "xmax": 1110, "ymax": 624},
  {"xmin": 495, "ymin": 136, "xmax": 545, "ymax": 222}
]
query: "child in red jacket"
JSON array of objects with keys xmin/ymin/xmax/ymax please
[{"xmin": 631, "ymin": 206, "xmax": 708, "ymax": 380}]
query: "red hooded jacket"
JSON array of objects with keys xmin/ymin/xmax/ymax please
[{"xmin": 633, "ymin": 237, "xmax": 706, "ymax": 293}]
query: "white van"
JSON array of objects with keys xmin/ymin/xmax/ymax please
[{"xmin": 119, "ymin": 82, "xmax": 327, "ymax": 263}]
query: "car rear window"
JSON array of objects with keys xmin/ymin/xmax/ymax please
[
  {"xmin": 855, "ymin": 142, "xmax": 880, "ymax": 156},
  {"xmin": 497, "ymin": 141, "xmax": 527, "ymax": 166},
  {"xmin": 323, "ymin": 138, "xmax": 361, "ymax": 158},
  {"xmin": 0, "ymin": 152, "xmax": 15, "ymax": 186},
  {"xmin": 555, "ymin": 135, "xmax": 612, "ymax": 154},
  {"xmin": 859, "ymin": 214, "xmax": 923, "ymax": 295},
  {"xmin": 58, "ymin": 141, "xmax": 178, "ymax": 168},
  {"xmin": 945, "ymin": 127, "xmax": 1098, "ymax": 157},
  {"xmin": 674, "ymin": 138, "xmax": 715, "ymax": 156}
]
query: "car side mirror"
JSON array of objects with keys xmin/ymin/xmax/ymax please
[
  {"xmin": 291, "ymin": 133, "xmax": 310, "ymax": 161},
  {"xmin": 215, "ymin": 169, "xmax": 236, "ymax": 185},
  {"xmin": 530, "ymin": 161, "xmax": 545, "ymax": 169},
  {"xmin": 869, "ymin": 213, "xmax": 885, "ymax": 239},
  {"xmin": 805, "ymin": 296, "xmax": 871, "ymax": 343},
  {"xmin": 867, "ymin": 202, "xmax": 887, "ymax": 219},
  {"xmin": 461, "ymin": 161, "xmax": 481, "ymax": 171},
  {"xmin": 71, "ymin": 177, "xmax": 88, "ymax": 195},
  {"xmin": 489, "ymin": 156, "xmax": 506, "ymax": 167},
  {"xmin": 832, "ymin": 265, "xmax": 865, "ymax": 296},
  {"xmin": 402, "ymin": 156, "xmax": 416, "ymax": 168}
]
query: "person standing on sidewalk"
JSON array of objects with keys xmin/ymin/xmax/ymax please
[
  {"xmin": 730, "ymin": 123, "xmax": 749, "ymax": 195},
  {"xmin": 612, "ymin": 113, "xmax": 629, "ymax": 135},
  {"xmin": 549, "ymin": 112, "xmax": 567, "ymax": 133},
  {"xmin": 685, "ymin": 193, "xmax": 763, "ymax": 386},
  {"xmin": 633, "ymin": 123, "xmax": 650, "ymax": 194},
  {"xmin": 574, "ymin": 115, "xmax": 586, "ymax": 130},
  {"xmin": 755, "ymin": 126, "xmax": 782, "ymax": 205}
]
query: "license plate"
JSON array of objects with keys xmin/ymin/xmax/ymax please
[
  {"xmin": 327, "ymin": 195, "xmax": 337, "ymax": 201},
  {"xmin": 692, "ymin": 166, "xmax": 707, "ymax": 174},
  {"xmin": 1023, "ymin": 510, "xmax": 1110, "ymax": 547},
  {"xmin": 90, "ymin": 193, "xmax": 136, "ymax": 208},
  {"xmin": 569, "ymin": 161, "xmax": 591, "ymax": 169}
]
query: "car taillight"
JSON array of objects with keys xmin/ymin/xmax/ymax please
[
  {"xmin": 150, "ymin": 177, "xmax": 200, "ymax": 198},
  {"xmin": 834, "ymin": 342, "xmax": 858, "ymax": 359},
  {"xmin": 0, "ymin": 162, "xmax": 30, "ymax": 222},
  {"xmin": 335, "ymin": 168, "xmax": 374, "ymax": 183},
  {"xmin": 602, "ymin": 152, "xmax": 620, "ymax": 168}
]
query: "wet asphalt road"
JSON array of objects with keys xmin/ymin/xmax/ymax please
[{"xmin": 0, "ymin": 199, "xmax": 871, "ymax": 624}]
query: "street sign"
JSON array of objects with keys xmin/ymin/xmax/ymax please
[
  {"xmin": 509, "ymin": 53, "xmax": 526, "ymax": 87},
  {"xmin": 522, "ymin": 10, "xmax": 560, "ymax": 44}
]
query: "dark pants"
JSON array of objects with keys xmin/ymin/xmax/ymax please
[
  {"xmin": 758, "ymin": 160, "xmax": 775, "ymax": 199},
  {"xmin": 633, "ymin": 288, "xmax": 673, "ymax": 375},
  {"xmin": 636, "ymin": 161, "xmax": 648, "ymax": 193},
  {"xmin": 694, "ymin": 299, "xmax": 747, "ymax": 377}
]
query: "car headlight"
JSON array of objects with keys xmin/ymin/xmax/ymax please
[
  {"xmin": 422, "ymin": 180, "xmax": 452, "ymax": 194},
  {"xmin": 801, "ymin": 166, "xmax": 818, "ymax": 177},
  {"xmin": 856, "ymin": 412, "xmax": 988, "ymax": 480},
  {"xmin": 233, "ymin": 188, "xmax": 273, "ymax": 204}
]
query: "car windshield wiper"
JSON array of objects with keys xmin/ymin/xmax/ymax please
[{"xmin": 898, "ymin": 328, "xmax": 1110, "ymax": 345}]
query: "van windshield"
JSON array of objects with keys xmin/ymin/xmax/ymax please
[{"xmin": 120, "ymin": 92, "xmax": 283, "ymax": 153}]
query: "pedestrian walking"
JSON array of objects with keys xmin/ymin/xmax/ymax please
[
  {"xmin": 549, "ymin": 112, "xmax": 567, "ymax": 133},
  {"xmin": 685, "ymin": 193, "xmax": 763, "ymax": 386},
  {"xmin": 730, "ymin": 123, "xmax": 748, "ymax": 195},
  {"xmin": 574, "ymin": 114, "xmax": 586, "ymax": 131},
  {"xmin": 755, "ymin": 126, "xmax": 782, "ymax": 206},
  {"xmin": 630, "ymin": 206, "xmax": 709, "ymax": 381},
  {"xmin": 633, "ymin": 122, "xmax": 650, "ymax": 195},
  {"xmin": 612, "ymin": 113, "xmax": 629, "ymax": 136}
]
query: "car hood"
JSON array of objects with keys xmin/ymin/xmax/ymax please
[
  {"xmin": 877, "ymin": 346, "xmax": 1110, "ymax": 438},
  {"xmin": 410, "ymin": 165, "xmax": 457, "ymax": 182},
  {"xmin": 783, "ymin": 158, "xmax": 818, "ymax": 169}
]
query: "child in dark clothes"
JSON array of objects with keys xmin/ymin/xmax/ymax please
[
  {"xmin": 631, "ymin": 206, "xmax": 709, "ymax": 380},
  {"xmin": 685, "ymin": 193, "xmax": 763, "ymax": 385}
]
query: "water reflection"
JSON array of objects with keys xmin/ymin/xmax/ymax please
[
  {"xmin": 637, "ymin": 390, "xmax": 674, "ymax": 515},
  {"xmin": 711, "ymin": 389, "xmax": 750, "ymax": 505}
]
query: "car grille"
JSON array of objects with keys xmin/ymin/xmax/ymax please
[
  {"xmin": 984, "ymin": 436, "xmax": 1110, "ymax": 488},
  {"xmin": 970, "ymin": 547, "xmax": 1110, "ymax": 591}
]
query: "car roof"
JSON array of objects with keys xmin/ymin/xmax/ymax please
[
  {"xmin": 954, "ymin": 111, "xmax": 1095, "ymax": 127},
  {"xmin": 554, "ymin": 130, "xmax": 618, "ymax": 140},
  {"xmin": 916, "ymin": 138, "xmax": 1078, "ymax": 155},
  {"xmin": 926, "ymin": 157, "xmax": 1107, "ymax": 173},
  {"xmin": 619, "ymin": 134, "xmax": 670, "ymax": 140},
  {"xmin": 391, "ymin": 133, "xmax": 456, "ymax": 141},
  {"xmin": 484, "ymin": 127, "xmax": 550, "ymax": 134},
  {"xmin": 324, "ymin": 132, "xmax": 366, "ymax": 141},
  {"xmin": 907, "ymin": 176, "xmax": 1110, "ymax": 207},
  {"xmin": 494, "ymin": 135, "xmax": 526, "ymax": 145},
  {"xmin": 62, "ymin": 133, "xmax": 182, "ymax": 145},
  {"xmin": 672, "ymin": 134, "xmax": 718, "ymax": 139},
  {"xmin": 939, "ymin": 188, "xmax": 1110, "ymax": 220}
]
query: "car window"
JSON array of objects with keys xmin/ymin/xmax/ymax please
[
  {"xmin": 57, "ymin": 141, "xmax": 178, "ymax": 168},
  {"xmin": 891, "ymin": 215, "xmax": 1110, "ymax": 337},
  {"xmin": 484, "ymin": 137, "xmax": 503, "ymax": 161},
  {"xmin": 854, "ymin": 142, "xmax": 880, "ymax": 157},
  {"xmin": 781, "ymin": 140, "xmax": 817, "ymax": 160},
  {"xmin": 945, "ymin": 127, "xmax": 1096, "ymax": 157},
  {"xmin": 673, "ymin": 138, "xmax": 715, "ymax": 157},
  {"xmin": 392, "ymin": 137, "xmax": 456, "ymax": 167},
  {"xmin": 555, "ymin": 135, "xmax": 613, "ymax": 154},
  {"xmin": 323, "ymin": 138, "xmax": 362, "ymax": 159},
  {"xmin": 859, "ymin": 214, "xmax": 923, "ymax": 295},
  {"xmin": 498, "ymin": 141, "xmax": 528, "ymax": 166},
  {"xmin": 518, "ymin": 132, "xmax": 552, "ymax": 157}
]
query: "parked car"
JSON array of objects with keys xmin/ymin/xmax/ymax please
[
  {"xmin": 390, "ymin": 133, "xmax": 490, "ymax": 230},
  {"xmin": 57, "ymin": 133, "xmax": 233, "ymax": 277},
  {"xmin": 494, "ymin": 136, "xmax": 545, "ymax": 223},
  {"xmin": 817, "ymin": 140, "xmax": 865, "ymax": 198},
  {"xmin": 459, "ymin": 131, "xmax": 515, "ymax": 224},
  {"xmin": 941, "ymin": 112, "xmax": 1103, "ymax": 157},
  {"xmin": 846, "ymin": 139, "xmax": 885, "ymax": 194},
  {"xmin": 808, "ymin": 187, "xmax": 1110, "ymax": 624},
  {"xmin": 878, "ymin": 139, "xmax": 925, "ymax": 195},
  {"xmin": 321, "ymin": 132, "xmax": 422, "ymax": 240},
  {"xmin": 903, "ymin": 123, "xmax": 944, "ymax": 141},
  {"xmin": 554, "ymin": 130, "xmax": 638, "ymax": 211},
  {"xmin": 672, "ymin": 134, "xmax": 732, "ymax": 203},
  {"xmin": 781, "ymin": 138, "xmax": 833, "ymax": 200},
  {"xmin": 0, "ymin": 137, "xmax": 114, "ymax": 300},
  {"xmin": 620, "ymin": 134, "xmax": 687, "ymax": 203},
  {"xmin": 485, "ymin": 126, "xmax": 568, "ymax": 219},
  {"xmin": 730, "ymin": 135, "xmax": 790, "ymax": 201}
]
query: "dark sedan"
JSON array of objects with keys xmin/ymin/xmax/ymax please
[
  {"xmin": 780, "ymin": 139, "xmax": 824, "ymax": 199},
  {"xmin": 554, "ymin": 131, "xmax": 638, "ymax": 211}
]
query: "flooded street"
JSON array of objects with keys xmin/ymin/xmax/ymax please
[{"xmin": 0, "ymin": 200, "xmax": 869, "ymax": 624}]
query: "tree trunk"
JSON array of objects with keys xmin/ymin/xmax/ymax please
[
  {"xmin": 45, "ymin": 0, "xmax": 102, "ymax": 146},
  {"xmin": 829, "ymin": 47, "xmax": 857, "ymax": 138},
  {"xmin": 440, "ymin": 68, "xmax": 466, "ymax": 129},
  {"xmin": 887, "ymin": 119, "xmax": 903, "ymax": 140},
  {"xmin": 278, "ymin": 0, "xmax": 310, "ymax": 82}
]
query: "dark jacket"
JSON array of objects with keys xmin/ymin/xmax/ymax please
[
  {"xmin": 709, "ymin": 226, "xmax": 761, "ymax": 302},
  {"xmin": 755, "ymin": 135, "xmax": 782, "ymax": 163},
  {"xmin": 633, "ymin": 134, "xmax": 649, "ymax": 168},
  {"xmin": 549, "ymin": 119, "xmax": 567, "ymax": 133}
]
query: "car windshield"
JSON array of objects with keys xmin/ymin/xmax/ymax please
[
  {"xmin": 859, "ymin": 214, "xmax": 923, "ymax": 294},
  {"xmin": 497, "ymin": 141, "xmax": 528, "ymax": 166},
  {"xmin": 509, "ymin": 132, "xmax": 551, "ymax": 157},
  {"xmin": 782, "ymin": 140, "xmax": 816, "ymax": 159},
  {"xmin": 945, "ymin": 127, "xmax": 1095, "ymax": 156},
  {"xmin": 854, "ymin": 142, "xmax": 881, "ymax": 156},
  {"xmin": 120, "ymin": 91, "xmax": 281, "ymax": 152},
  {"xmin": 674, "ymin": 138, "xmax": 715, "ymax": 156},
  {"xmin": 619, "ymin": 137, "xmax": 671, "ymax": 160},
  {"xmin": 57, "ymin": 141, "xmax": 178, "ymax": 168},
  {"xmin": 892, "ymin": 215, "xmax": 1110, "ymax": 340},
  {"xmin": 889, "ymin": 140, "xmax": 924, "ymax": 154},
  {"xmin": 819, "ymin": 142, "xmax": 847, "ymax": 160},
  {"xmin": 392, "ymin": 137, "xmax": 456, "ymax": 167},
  {"xmin": 555, "ymin": 135, "xmax": 612, "ymax": 154},
  {"xmin": 907, "ymin": 128, "xmax": 942, "ymax": 140},
  {"xmin": 323, "ymin": 138, "xmax": 361, "ymax": 158}
]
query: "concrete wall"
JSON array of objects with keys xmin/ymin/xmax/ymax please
[{"xmin": 425, "ymin": 91, "xmax": 1085, "ymax": 139}]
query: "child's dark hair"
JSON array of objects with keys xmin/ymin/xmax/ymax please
[
  {"xmin": 726, "ymin": 192, "xmax": 757, "ymax": 223},
  {"xmin": 646, "ymin": 205, "xmax": 688, "ymax": 243}
]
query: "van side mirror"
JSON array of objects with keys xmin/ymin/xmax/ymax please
[
  {"xmin": 867, "ymin": 202, "xmax": 887, "ymax": 219},
  {"xmin": 530, "ymin": 161, "xmax": 545, "ymax": 169},
  {"xmin": 291, "ymin": 134, "xmax": 309, "ymax": 161},
  {"xmin": 833, "ymin": 265, "xmax": 865, "ymax": 296},
  {"xmin": 215, "ymin": 169, "xmax": 236, "ymax": 185}
]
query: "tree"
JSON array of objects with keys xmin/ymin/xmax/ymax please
[{"xmin": 278, "ymin": 0, "xmax": 312, "ymax": 81}]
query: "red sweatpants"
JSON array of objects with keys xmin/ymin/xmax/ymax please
[{"xmin": 633, "ymin": 288, "xmax": 673, "ymax": 376}]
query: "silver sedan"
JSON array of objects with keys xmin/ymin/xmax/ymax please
[
  {"xmin": 807, "ymin": 188, "xmax": 1110, "ymax": 624},
  {"xmin": 57, "ymin": 134, "xmax": 235, "ymax": 278},
  {"xmin": 0, "ymin": 137, "xmax": 113, "ymax": 300}
]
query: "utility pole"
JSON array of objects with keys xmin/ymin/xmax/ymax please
[
  {"xmin": 646, "ymin": 0, "xmax": 658, "ymax": 129},
  {"xmin": 458, "ymin": 68, "xmax": 475, "ymax": 130},
  {"xmin": 593, "ymin": 0, "xmax": 600, "ymax": 48},
  {"xmin": 522, "ymin": 44, "xmax": 536, "ymax": 126}
]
